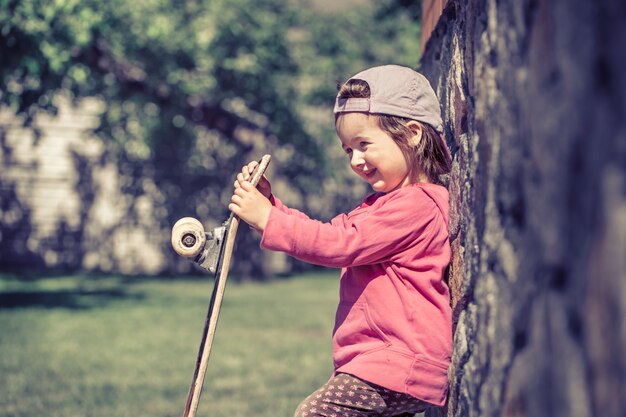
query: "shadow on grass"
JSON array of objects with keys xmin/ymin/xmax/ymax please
[{"xmin": 0, "ymin": 287, "xmax": 145, "ymax": 310}]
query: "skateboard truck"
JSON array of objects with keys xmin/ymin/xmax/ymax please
[
  {"xmin": 171, "ymin": 154, "xmax": 271, "ymax": 417},
  {"xmin": 194, "ymin": 224, "xmax": 227, "ymax": 274}
]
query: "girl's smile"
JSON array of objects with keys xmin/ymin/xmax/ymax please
[
  {"xmin": 336, "ymin": 112, "xmax": 410, "ymax": 193},
  {"xmin": 363, "ymin": 168, "xmax": 376, "ymax": 178}
]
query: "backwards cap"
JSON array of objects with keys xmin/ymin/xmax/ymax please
[{"xmin": 333, "ymin": 65, "xmax": 444, "ymax": 133}]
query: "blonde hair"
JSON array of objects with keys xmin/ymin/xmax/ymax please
[{"xmin": 336, "ymin": 79, "xmax": 451, "ymax": 185}]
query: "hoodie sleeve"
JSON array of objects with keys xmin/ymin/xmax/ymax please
[
  {"xmin": 269, "ymin": 195, "xmax": 313, "ymax": 221},
  {"xmin": 260, "ymin": 187, "xmax": 440, "ymax": 268}
]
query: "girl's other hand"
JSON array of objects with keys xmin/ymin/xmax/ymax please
[
  {"xmin": 229, "ymin": 181, "xmax": 272, "ymax": 233},
  {"xmin": 234, "ymin": 160, "xmax": 272, "ymax": 199}
]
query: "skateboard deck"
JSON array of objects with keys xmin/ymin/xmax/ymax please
[{"xmin": 171, "ymin": 154, "xmax": 271, "ymax": 417}]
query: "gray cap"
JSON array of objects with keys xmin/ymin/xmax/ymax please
[{"xmin": 334, "ymin": 65, "xmax": 443, "ymax": 133}]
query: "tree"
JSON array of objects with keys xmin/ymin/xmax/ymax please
[{"xmin": 0, "ymin": 0, "xmax": 423, "ymax": 277}]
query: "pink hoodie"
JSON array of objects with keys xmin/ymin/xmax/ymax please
[{"xmin": 260, "ymin": 183, "xmax": 452, "ymax": 406}]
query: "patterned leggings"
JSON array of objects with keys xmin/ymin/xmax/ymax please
[{"xmin": 294, "ymin": 373, "xmax": 430, "ymax": 417}]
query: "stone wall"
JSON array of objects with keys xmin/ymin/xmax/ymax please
[{"xmin": 420, "ymin": 0, "xmax": 626, "ymax": 416}]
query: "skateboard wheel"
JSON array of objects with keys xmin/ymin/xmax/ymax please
[{"xmin": 171, "ymin": 217, "xmax": 206, "ymax": 258}]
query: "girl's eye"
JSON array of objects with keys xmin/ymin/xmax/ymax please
[
  {"xmin": 359, "ymin": 141, "xmax": 368, "ymax": 149},
  {"xmin": 344, "ymin": 148, "xmax": 352, "ymax": 156}
]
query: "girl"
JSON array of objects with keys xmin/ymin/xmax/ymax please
[{"xmin": 229, "ymin": 65, "xmax": 453, "ymax": 416}]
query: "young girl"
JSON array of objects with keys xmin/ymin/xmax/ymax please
[{"xmin": 229, "ymin": 65, "xmax": 453, "ymax": 416}]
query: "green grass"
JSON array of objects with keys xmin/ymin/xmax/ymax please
[{"xmin": 0, "ymin": 271, "xmax": 339, "ymax": 417}]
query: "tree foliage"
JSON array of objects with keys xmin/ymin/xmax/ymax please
[{"xmin": 0, "ymin": 0, "xmax": 422, "ymax": 276}]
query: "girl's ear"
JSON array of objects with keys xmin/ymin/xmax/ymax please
[{"xmin": 406, "ymin": 121, "xmax": 423, "ymax": 147}]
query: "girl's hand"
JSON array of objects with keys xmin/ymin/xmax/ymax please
[
  {"xmin": 234, "ymin": 161, "xmax": 272, "ymax": 199},
  {"xmin": 229, "ymin": 180, "xmax": 272, "ymax": 233}
]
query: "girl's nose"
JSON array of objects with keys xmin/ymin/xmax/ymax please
[{"xmin": 350, "ymin": 152, "xmax": 365, "ymax": 169}]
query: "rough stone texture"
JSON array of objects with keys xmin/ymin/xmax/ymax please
[{"xmin": 420, "ymin": 1, "xmax": 626, "ymax": 416}]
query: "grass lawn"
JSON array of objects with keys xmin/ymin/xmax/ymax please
[{"xmin": 0, "ymin": 270, "xmax": 339, "ymax": 417}]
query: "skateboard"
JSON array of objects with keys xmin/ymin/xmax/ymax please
[{"xmin": 171, "ymin": 154, "xmax": 271, "ymax": 417}]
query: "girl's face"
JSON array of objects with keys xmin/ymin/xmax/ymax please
[{"xmin": 336, "ymin": 112, "xmax": 410, "ymax": 193}]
